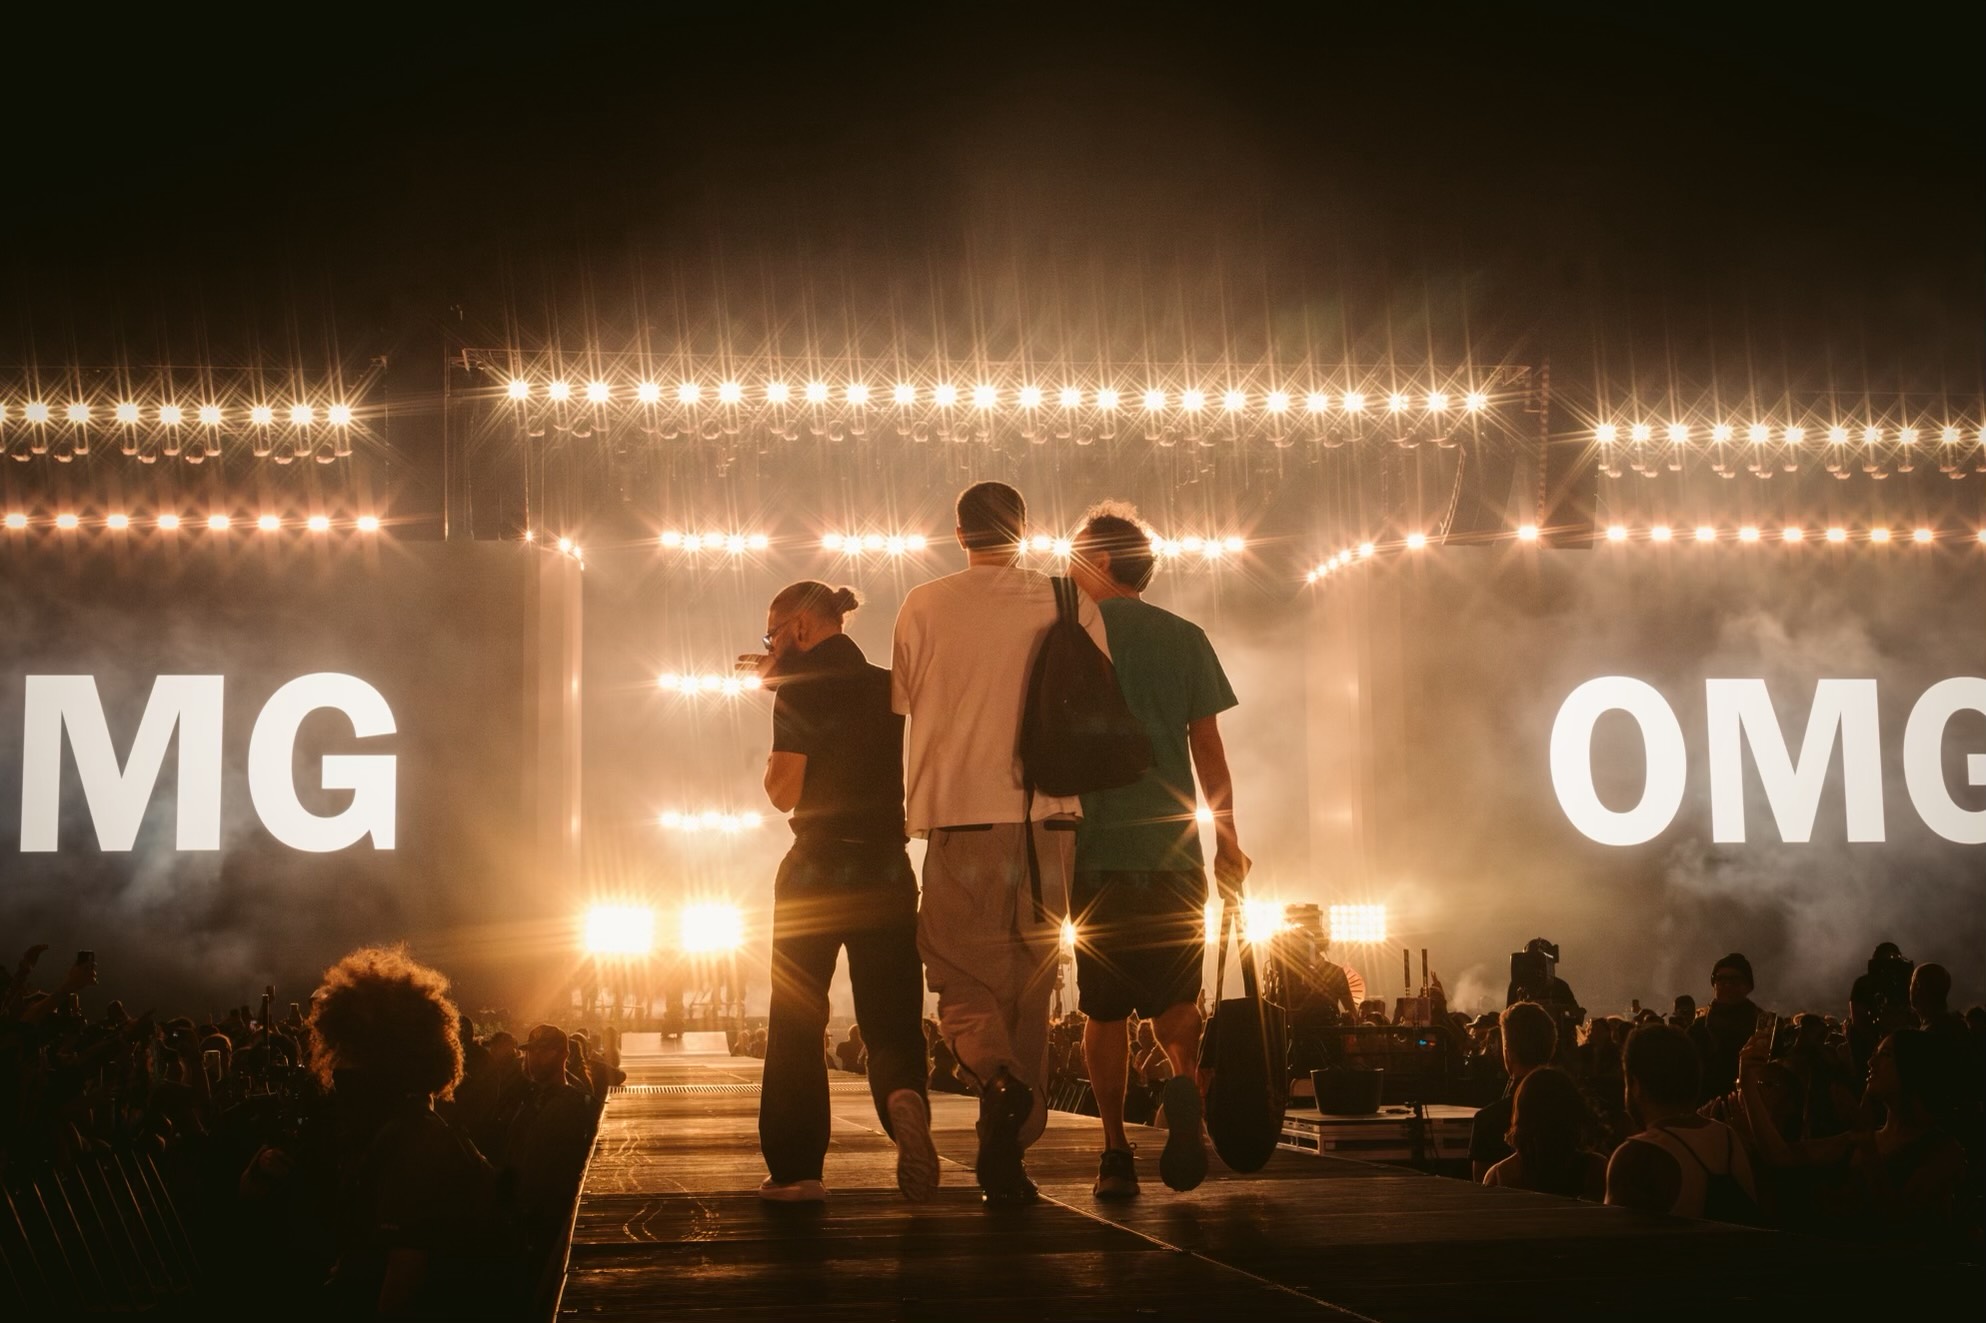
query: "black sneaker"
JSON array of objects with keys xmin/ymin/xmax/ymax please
[
  {"xmin": 975, "ymin": 1068, "xmax": 1035, "ymax": 1206},
  {"xmin": 1093, "ymin": 1147, "xmax": 1140, "ymax": 1201},
  {"xmin": 1158, "ymin": 1076, "xmax": 1209, "ymax": 1192}
]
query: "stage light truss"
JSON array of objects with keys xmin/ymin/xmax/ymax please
[
  {"xmin": 0, "ymin": 509, "xmax": 383, "ymax": 534},
  {"xmin": 0, "ymin": 370, "xmax": 377, "ymax": 464},
  {"xmin": 466, "ymin": 350, "xmax": 1526, "ymax": 448},
  {"xmin": 1306, "ymin": 523, "xmax": 1986, "ymax": 581},
  {"xmin": 1587, "ymin": 409, "xmax": 1986, "ymax": 480}
]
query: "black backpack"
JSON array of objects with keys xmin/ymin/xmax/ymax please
[
  {"xmin": 1016, "ymin": 577, "xmax": 1152, "ymax": 917},
  {"xmin": 1018, "ymin": 577, "xmax": 1151, "ymax": 797}
]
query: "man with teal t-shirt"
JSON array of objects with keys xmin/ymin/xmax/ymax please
[{"xmin": 1068, "ymin": 502, "xmax": 1249, "ymax": 1200}]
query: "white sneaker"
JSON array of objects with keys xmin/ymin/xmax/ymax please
[
  {"xmin": 887, "ymin": 1088, "xmax": 941, "ymax": 1202},
  {"xmin": 758, "ymin": 1176, "xmax": 828, "ymax": 1203}
]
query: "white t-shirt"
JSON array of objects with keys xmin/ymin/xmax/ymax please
[{"xmin": 891, "ymin": 564, "xmax": 1110, "ymax": 835}]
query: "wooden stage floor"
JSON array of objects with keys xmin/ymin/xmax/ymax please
[{"xmin": 558, "ymin": 1050, "xmax": 1975, "ymax": 1322}]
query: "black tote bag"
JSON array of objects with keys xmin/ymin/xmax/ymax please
[{"xmin": 1200, "ymin": 889, "xmax": 1288, "ymax": 1173}]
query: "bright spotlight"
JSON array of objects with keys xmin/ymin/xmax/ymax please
[
  {"xmin": 54, "ymin": 513, "xmax": 78, "ymax": 530},
  {"xmin": 1195, "ymin": 805, "xmax": 1215, "ymax": 824},
  {"xmin": 905, "ymin": 534, "xmax": 927, "ymax": 552},
  {"xmin": 1464, "ymin": 391, "xmax": 1488, "ymax": 411},
  {"xmin": 1265, "ymin": 390, "xmax": 1291, "ymax": 413},
  {"xmin": 1898, "ymin": 427, "xmax": 1919, "ymax": 445},
  {"xmin": 748, "ymin": 533, "xmax": 770, "ymax": 551},
  {"xmin": 156, "ymin": 513, "xmax": 181, "ymax": 531},
  {"xmin": 1222, "ymin": 389, "xmax": 1246, "ymax": 411},
  {"xmin": 718, "ymin": 381, "xmax": 743, "ymax": 404},
  {"xmin": 105, "ymin": 513, "xmax": 129, "ymax": 530},
  {"xmin": 1357, "ymin": 541, "xmax": 1374, "ymax": 558},
  {"xmin": 1328, "ymin": 904, "xmax": 1388, "ymax": 946},
  {"xmin": 327, "ymin": 403, "xmax": 354, "ymax": 426},
  {"xmin": 250, "ymin": 404, "xmax": 275, "ymax": 426},
  {"xmin": 196, "ymin": 404, "xmax": 221, "ymax": 426},
  {"xmin": 679, "ymin": 903, "xmax": 744, "ymax": 955},
  {"xmin": 1029, "ymin": 534, "xmax": 1052, "ymax": 553},
  {"xmin": 1517, "ymin": 523, "xmax": 1539, "ymax": 542},
  {"xmin": 289, "ymin": 403, "xmax": 315, "ymax": 426},
  {"xmin": 765, "ymin": 381, "xmax": 791, "ymax": 404},
  {"xmin": 1606, "ymin": 524, "xmax": 1628, "ymax": 542},
  {"xmin": 1017, "ymin": 385, "xmax": 1043, "ymax": 408},
  {"xmin": 1695, "ymin": 525, "xmax": 1716, "ymax": 542},
  {"xmin": 1341, "ymin": 391, "xmax": 1366, "ymax": 413},
  {"xmin": 1594, "ymin": 424, "xmax": 1618, "ymax": 443},
  {"xmin": 1405, "ymin": 532, "xmax": 1428, "ymax": 550},
  {"xmin": 821, "ymin": 533, "xmax": 843, "ymax": 550},
  {"xmin": 257, "ymin": 514, "xmax": 280, "ymax": 532},
  {"xmin": 586, "ymin": 381, "xmax": 611, "ymax": 403},
  {"xmin": 1142, "ymin": 388, "xmax": 1166, "ymax": 411},
  {"xmin": 356, "ymin": 515, "xmax": 381, "ymax": 533},
  {"xmin": 1242, "ymin": 899, "xmax": 1288, "ymax": 943},
  {"xmin": 307, "ymin": 515, "xmax": 330, "ymax": 532},
  {"xmin": 1182, "ymin": 536, "xmax": 1205, "ymax": 553},
  {"xmin": 677, "ymin": 382, "xmax": 702, "ymax": 405},
  {"xmin": 1827, "ymin": 425, "xmax": 1848, "ymax": 444},
  {"xmin": 1784, "ymin": 425, "xmax": 1805, "ymax": 445},
  {"xmin": 158, "ymin": 404, "xmax": 183, "ymax": 426},
  {"xmin": 845, "ymin": 382, "xmax": 870, "ymax": 405},
  {"xmin": 932, "ymin": 383, "xmax": 958, "ymax": 407},
  {"xmin": 547, "ymin": 380, "xmax": 573, "ymax": 402},
  {"xmin": 556, "ymin": 535, "xmax": 573, "ymax": 553},
  {"xmin": 1939, "ymin": 426, "xmax": 1960, "ymax": 444},
  {"xmin": 862, "ymin": 533, "xmax": 884, "ymax": 552},
  {"xmin": 1667, "ymin": 423, "xmax": 1689, "ymax": 443},
  {"xmin": 1094, "ymin": 387, "xmax": 1119, "ymax": 410},
  {"xmin": 1305, "ymin": 391, "xmax": 1330, "ymax": 414},
  {"xmin": 583, "ymin": 904, "xmax": 656, "ymax": 957},
  {"xmin": 1825, "ymin": 527, "xmax": 1847, "ymax": 542},
  {"xmin": 1060, "ymin": 919, "xmax": 1077, "ymax": 954},
  {"xmin": 1781, "ymin": 526, "xmax": 1803, "ymax": 542},
  {"xmin": 804, "ymin": 381, "xmax": 830, "ymax": 403},
  {"xmin": 1912, "ymin": 527, "xmax": 1933, "ymax": 543},
  {"xmin": 660, "ymin": 530, "xmax": 683, "ymax": 548},
  {"xmin": 1051, "ymin": 537, "xmax": 1072, "ymax": 557},
  {"xmin": 1387, "ymin": 392, "xmax": 1408, "ymax": 413},
  {"xmin": 1427, "ymin": 391, "xmax": 1449, "ymax": 412},
  {"xmin": 66, "ymin": 402, "xmax": 92, "ymax": 424},
  {"xmin": 2, "ymin": 512, "xmax": 24, "ymax": 529},
  {"xmin": 24, "ymin": 402, "xmax": 50, "ymax": 424},
  {"xmin": 1861, "ymin": 426, "xmax": 1881, "ymax": 444},
  {"xmin": 1869, "ymin": 527, "xmax": 1892, "ymax": 544},
  {"xmin": 1746, "ymin": 423, "xmax": 1769, "ymax": 444},
  {"xmin": 894, "ymin": 382, "xmax": 918, "ymax": 405},
  {"xmin": 1629, "ymin": 423, "xmax": 1651, "ymax": 443},
  {"xmin": 1057, "ymin": 386, "xmax": 1082, "ymax": 408},
  {"xmin": 972, "ymin": 384, "xmax": 998, "ymax": 408},
  {"xmin": 1650, "ymin": 524, "xmax": 1673, "ymax": 542},
  {"xmin": 506, "ymin": 378, "xmax": 530, "ymax": 400},
  {"xmin": 885, "ymin": 535, "xmax": 906, "ymax": 555},
  {"xmin": 207, "ymin": 513, "xmax": 230, "ymax": 531},
  {"xmin": 1223, "ymin": 535, "xmax": 1245, "ymax": 553},
  {"xmin": 114, "ymin": 401, "xmax": 140, "ymax": 424},
  {"xmin": 725, "ymin": 534, "xmax": 745, "ymax": 554},
  {"xmin": 1711, "ymin": 424, "xmax": 1734, "ymax": 443},
  {"xmin": 1180, "ymin": 388, "xmax": 1206, "ymax": 412},
  {"xmin": 1738, "ymin": 525, "xmax": 1760, "ymax": 542}
]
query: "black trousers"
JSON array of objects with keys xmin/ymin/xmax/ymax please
[{"xmin": 759, "ymin": 841, "xmax": 928, "ymax": 1183}]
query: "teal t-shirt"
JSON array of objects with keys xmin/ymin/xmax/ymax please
[{"xmin": 1076, "ymin": 596, "xmax": 1238, "ymax": 872}]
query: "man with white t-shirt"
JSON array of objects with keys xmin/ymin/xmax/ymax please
[{"xmin": 892, "ymin": 480, "xmax": 1110, "ymax": 1207}]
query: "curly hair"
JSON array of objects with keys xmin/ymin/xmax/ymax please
[{"xmin": 307, "ymin": 945, "xmax": 464, "ymax": 1099}]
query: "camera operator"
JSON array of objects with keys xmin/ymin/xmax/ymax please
[
  {"xmin": 1849, "ymin": 942, "xmax": 1915, "ymax": 1074},
  {"xmin": 1505, "ymin": 939, "xmax": 1584, "ymax": 1067}
]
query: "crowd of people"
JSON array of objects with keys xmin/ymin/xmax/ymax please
[
  {"xmin": 1457, "ymin": 945, "xmax": 1983, "ymax": 1249},
  {"xmin": 0, "ymin": 942, "xmax": 618, "ymax": 1318}
]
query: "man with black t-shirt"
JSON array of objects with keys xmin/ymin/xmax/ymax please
[{"xmin": 744, "ymin": 580, "xmax": 937, "ymax": 1204}]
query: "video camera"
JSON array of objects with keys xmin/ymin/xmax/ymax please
[{"xmin": 1508, "ymin": 938, "xmax": 1562, "ymax": 1004}]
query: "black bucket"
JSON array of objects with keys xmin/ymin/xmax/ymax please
[{"xmin": 1311, "ymin": 1067, "xmax": 1385, "ymax": 1115}]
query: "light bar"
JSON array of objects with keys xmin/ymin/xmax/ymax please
[
  {"xmin": 659, "ymin": 530, "xmax": 770, "ymax": 553},
  {"xmin": 582, "ymin": 904, "xmax": 656, "ymax": 957},
  {"xmin": 657, "ymin": 810, "xmax": 765, "ymax": 834},
  {"xmin": 657, "ymin": 671, "xmax": 763, "ymax": 697},
  {"xmin": 679, "ymin": 903, "xmax": 745, "ymax": 955},
  {"xmin": 1328, "ymin": 904, "xmax": 1388, "ymax": 946}
]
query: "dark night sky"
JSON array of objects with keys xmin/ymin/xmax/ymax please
[{"xmin": 2, "ymin": 3, "xmax": 1978, "ymax": 390}]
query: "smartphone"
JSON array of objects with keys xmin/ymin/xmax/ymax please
[
  {"xmin": 1631, "ymin": 999, "xmax": 1641, "ymax": 1014},
  {"xmin": 202, "ymin": 1049, "xmax": 223, "ymax": 1083},
  {"xmin": 1755, "ymin": 1010, "xmax": 1777, "ymax": 1042}
]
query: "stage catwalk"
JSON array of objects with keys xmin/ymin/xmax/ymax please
[{"xmin": 556, "ymin": 1051, "xmax": 1975, "ymax": 1321}]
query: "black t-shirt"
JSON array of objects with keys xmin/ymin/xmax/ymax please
[
  {"xmin": 771, "ymin": 634, "xmax": 905, "ymax": 846},
  {"xmin": 1470, "ymin": 1091, "xmax": 1514, "ymax": 1168}
]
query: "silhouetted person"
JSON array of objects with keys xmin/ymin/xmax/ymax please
[
  {"xmin": 1607, "ymin": 1024, "xmax": 1758, "ymax": 1222},
  {"xmin": 1484, "ymin": 1067, "xmax": 1605, "ymax": 1200},
  {"xmin": 1473, "ymin": 1001, "xmax": 1558, "ymax": 1180},
  {"xmin": 1689, "ymin": 953, "xmax": 1761, "ymax": 1103}
]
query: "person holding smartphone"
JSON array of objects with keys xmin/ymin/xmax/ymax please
[
  {"xmin": 742, "ymin": 580, "xmax": 937, "ymax": 1204},
  {"xmin": 1689, "ymin": 953, "xmax": 1766, "ymax": 1104}
]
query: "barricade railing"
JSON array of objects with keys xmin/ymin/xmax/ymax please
[{"xmin": 0, "ymin": 1149, "xmax": 198, "ymax": 1313}]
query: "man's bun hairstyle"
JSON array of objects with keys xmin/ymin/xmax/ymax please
[
  {"xmin": 771, "ymin": 580, "xmax": 863, "ymax": 622},
  {"xmin": 956, "ymin": 481, "xmax": 1026, "ymax": 551}
]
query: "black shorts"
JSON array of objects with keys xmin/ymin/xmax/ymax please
[{"xmin": 1071, "ymin": 869, "xmax": 1207, "ymax": 1022}]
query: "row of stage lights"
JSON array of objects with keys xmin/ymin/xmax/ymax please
[
  {"xmin": 0, "ymin": 401, "xmax": 358, "ymax": 428},
  {"xmin": 651, "ymin": 530, "xmax": 1248, "ymax": 558},
  {"xmin": 503, "ymin": 376, "xmax": 1491, "ymax": 417},
  {"xmin": 1306, "ymin": 523, "xmax": 1986, "ymax": 579},
  {"xmin": 3, "ymin": 511, "xmax": 382, "ymax": 533},
  {"xmin": 1595, "ymin": 422, "xmax": 1983, "ymax": 447},
  {"xmin": 581, "ymin": 899, "xmax": 1387, "ymax": 958},
  {"xmin": 657, "ymin": 671, "xmax": 762, "ymax": 697}
]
